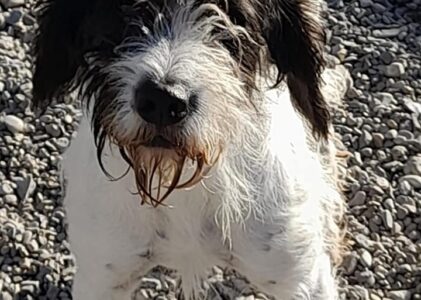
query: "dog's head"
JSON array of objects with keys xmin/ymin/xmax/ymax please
[{"xmin": 32, "ymin": 0, "xmax": 329, "ymax": 205}]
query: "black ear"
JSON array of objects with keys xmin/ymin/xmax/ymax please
[
  {"xmin": 263, "ymin": 0, "xmax": 330, "ymax": 139},
  {"xmin": 32, "ymin": 0, "xmax": 125, "ymax": 109}
]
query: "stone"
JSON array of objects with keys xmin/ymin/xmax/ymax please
[
  {"xmin": 404, "ymin": 155, "xmax": 421, "ymax": 176},
  {"xmin": 373, "ymin": 28, "xmax": 403, "ymax": 38},
  {"xmin": 0, "ymin": 0, "xmax": 25, "ymax": 9},
  {"xmin": 399, "ymin": 175, "xmax": 421, "ymax": 189},
  {"xmin": 381, "ymin": 210, "xmax": 394, "ymax": 230},
  {"xmin": 54, "ymin": 137, "xmax": 70, "ymax": 153},
  {"xmin": 45, "ymin": 123, "xmax": 61, "ymax": 137},
  {"xmin": 377, "ymin": 92, "xmax": 394, "ymax": 104},
  {"xmin": 360, "ymin": 249, "xmax": 373, "ymax": 267},
  {"xmin": 376, "ymin": 177, "xmax": 390, "ymax": 190},
  {"xmin": 372, "ymin": 133, "xmax": 384, "ymax": 148},
  {"xmin": 4, "ymin": 115, "xmax": 26, "ymax": 133},
  {"xmin": 387, "ymin": 290, "xmax": 411, "ymax": 300},
  {"xmin": 391, "ymin": 145, "xmax": 408, "ymax": 161},
  {"xmin": 63, "ymin": 114, "xmax": 73, "ymax": 124},
  {"xmin": 0, "ymin": 13, "xmax": 6, "ymax": 30},
  {"xmin": 6, "ymin": 9, "xmax": 22, "ymax": 25},
  {"xmin": 380, "ymin": 51, "xmax": 395, "ymax": 64},
  {"xmin": 343, "ymin": 253, "xmax": 358, "ymax": 275},
  {"xmin": 359, "ymin": 0, "xmax": 373, "ymax": 7},
  {"xmin": 358, "ymin": 270, "xmax": 375, "ymax": 286},
  {"xmin": 5, "ymin": 194, "xmax": 18, "ymax": 206},
  {"xmin": 0, "ymin": 182, "xmax": 14, "ymax": 195},
  {"xmin": 383, "ymin": 62, "xmax": 405, "ymax": 77},
  {"xmin": 385, "ymin": 129, "xmax": 398, "ymax": 139},
  {"xmin": 349, "ymin": 191, "xmax": 367, "ymax": 207},
  {"xmin": 15, "ymin": 175, "xmax": 36, "ymax": 201},
  {"xmin": 359, "ymin": 130, "xmax": 373, "ymax": 147}
]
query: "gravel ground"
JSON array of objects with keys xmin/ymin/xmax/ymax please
[{"xmin": 0, "ymin": 0, "xmax": 420, "ymax": 299}]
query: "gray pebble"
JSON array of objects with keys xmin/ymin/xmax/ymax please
[
  {"xmin": 383, "ymin": 62, "xmax": 405, "ymax": 77},
  {"xmin": 373, "ymin": 28, "xmax": 403, "ymax": 38},
  {"xmin": 0, "ymin": 0, "xmax": 25, "ymax": 9},
  {"xmin": 343, "ymin": 254, "xmax": 358, "ymax": 275},
  {"xmin": 1, "ymin": 291, "xmax": 13, "ymax": 300},
  {"xmin": 387, "ymin": 290, "xmax": 411, "ymax": 300},
  {"xmin": 399, "ymin": 175, "xmax": 421, "ymax": 189},
  {"xmin": 399, "ymin": 180, "xmax": 413, "ymax": 196},
  {"xmin": 4, "ymin": 195, "xmax": 18, "ymax": 206},
  {"xmin": 54, "ymin": 137, "xmax": 70, "ymax": 153},
  {"xmin": 4, "ymin": 115, "xmax": 26, "ymax": 134},
  {"xmin": 381, "ymin": 210, "xmax": 394, "ymax": 230},
  {"xmin": 0, "ymin": 13, "xmax": 6, "ymax": 30},
  {"xmin": 360, "ymin": 249, "xmax": 373, "ymax": 268},
  {"xmin": 63, "ymin": 114, "xmax": 73, "ymax": 124},
  {"xmin": 372, "ymin": 133, "xmax": 384, "ymax": 148},
  {"xmin": 6, "ymin": 9, "xmax": 23, "ymax": 25},
  {"xmin": 404, "ymin": 155, "xmax": 421, "ymax": 176},
  {"xmin": 391, "ymin": 145, "xmax": 408, "ymax": 161},
  {"xmin": 45, "ymin": 123, "xmax": 62, "ymax": 137},
  {"xmin": 349, "ymin": 191, "xmax": 367, "ymax": 207},
  {"xmin": 359, "ymin": 130, "xmax": 373, "ymax": 147},
  {"xmin": 380, "ymin": 51, "xmax": 395, "ymax": 64},
  {"xmin": 0, "ymin": 182, "xmax": 14, "ymax": 195},
  {"xmin": 15, "ymin": 175, "xmax": 36, "ymax": 201},
  {"xmin": 359, "ymin": 0, "xmax": 373, "ymax": 8}
]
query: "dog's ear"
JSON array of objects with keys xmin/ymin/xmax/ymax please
[
  {"xmin": 263, "ymin": 0, "xmax": 330, "ymax": 139},
  {"xmin": 32, "ymin": 0, "xmax": 125, "ymax": 109}
]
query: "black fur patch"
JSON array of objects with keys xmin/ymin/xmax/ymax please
[{"xmin": 32, "ymin": 0, "xmax": 329, "ymax": 138}]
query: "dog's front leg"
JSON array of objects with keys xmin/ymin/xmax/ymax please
[
  {"xmin": 230, "ymin": 221, "xmax": 338, "ymax": 300},
  {"xmin": 63, "ymin": 119, "xmax": 158, "ymax": 300}
]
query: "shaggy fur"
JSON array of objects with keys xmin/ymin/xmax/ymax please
[{"xmin": 31, "ymin": 0, "xmax": 347, "ymax": 299}]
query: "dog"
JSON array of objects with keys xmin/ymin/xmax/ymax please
[{"xmin": 31, "ymin": 0, "xmax": 348, "ymax": 299}]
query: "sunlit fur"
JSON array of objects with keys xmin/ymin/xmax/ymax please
[
  {"xmin": 32, "ymin": 0, "xmax": 348, "ymax": 299},
  {"xmin": 97, "ymin": 3, "xmax": 265, "ymax": 205}
]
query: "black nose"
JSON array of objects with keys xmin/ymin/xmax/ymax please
[{"xmin": 135, "ymin": 80, "xmax": 188, "ymax": 127}]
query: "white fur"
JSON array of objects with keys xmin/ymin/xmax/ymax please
[
  {"xmin": 63, "ymin": 84, "xmax": 341, "ymax": 300},
  {"xmin": 60, "ymin": 2, "xmax": 345, "ymax": 299}
]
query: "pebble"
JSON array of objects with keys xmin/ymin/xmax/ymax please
[
  {"xmin": 0, "ymin": 14, "xmax": 6, "ymax": 30},
  {"xmin": 404, "ymin": 155, "xmax": 421, "ymax": 176},
  {"xmin": 4, "ymin": 195, "xmax": 18, "ymax": 206},
  {"xmin": 380, "ymin": 51, "xmax": 394, "ymax": 64},
  {"xmin": 343, "ymin": 254, "xmax": 358, "ymax": 275},
  {"xmin": 359, "ymin": 130, "xmax": 373, "ymax": 147},
  {"xmin": 349, "ymin": 191, "xmax": 367, "ymax": 206},
  {"xmin": 15, "ymin": 175, "xmax": 36, "ymax": 201},
  {"xmin": 54, "ymin": 137, "xmax": 70, "ymax": 153},
  {"xmin": 381, "ymin": 210, "xmax": 394, "ymax": 230},
  {"xmin": 372, "ymin": 133, "xmax": 384, "ymax": 147},
  {"xmin": 387, "ymin": 290, "xmax": 411, "ymax": 300},
  {"xmin": 391, "ymin": 145, "xmax": 408, "ymax": 161},
  {"xmin": 399, "ymin": 175, "xmax": 421, "ymax": 189},
  {"xmin": 45, "ymin": 123, "xmax": 61, "ymax": 137},
  {"xmin": 6, "ymin": 9, "xmax": 23, "ymax": 25},
  {"xmin": 4, "ymin": 115, "xmax": 26, "ymax": 133},
  {"xmin": 0, "ymin": 182, "xmax": 14, "ymax": 195},
  {"xmin": 0, "ymin": 0, "xmax": 25, "ymax": 9},
  {"xmin": 373, "ymin": 28, "xmax": 403, "ymax": 38},
  {"xmin": 383, "ymin": 62, "xmax": 406, "ymax": 77},
  {"xmin": 360, "ymin": 249, "xmax": 373, "ymax": 268}
]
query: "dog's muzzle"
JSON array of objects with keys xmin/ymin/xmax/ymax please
[{"xmin": 134, "ymin": 79, "xmax": 196, "ymax": 127}]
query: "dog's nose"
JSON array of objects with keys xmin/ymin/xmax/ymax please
[{"xmin": 135, "ymin": 80, "xmax": 188, "ymax": 127}]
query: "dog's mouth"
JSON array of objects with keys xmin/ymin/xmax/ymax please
[{"xmin": 144, "ymin": 135, "xmax": 175, "ymax": 149}]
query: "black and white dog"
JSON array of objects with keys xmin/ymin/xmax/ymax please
[{"xmin": 32, "ymin": 0, "xmax": 348, "ymax": 299}]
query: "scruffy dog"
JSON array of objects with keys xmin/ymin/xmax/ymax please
[{"xmin": 31, "ymin": 0, "xmax": 348, "ymax": 299}]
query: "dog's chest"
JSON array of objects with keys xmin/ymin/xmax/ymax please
[{"xmin": 149, "ymin": 192, "xmax": 231, "ymax": 273}]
